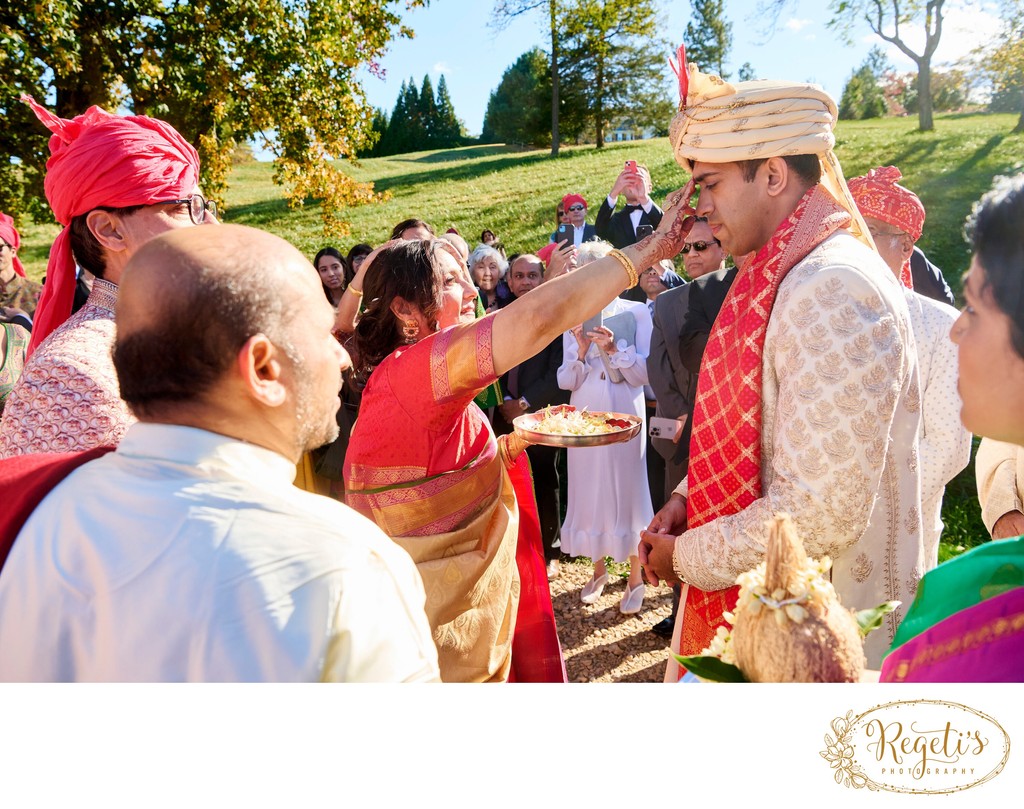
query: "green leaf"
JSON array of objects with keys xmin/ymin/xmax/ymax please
[
  {"xmin": 856, "ymin": 601, "xmax": 900, "ymax": 638},
  {"xmin": 674, "ymin": 655, "xmax": 748, "ymax": 682}
]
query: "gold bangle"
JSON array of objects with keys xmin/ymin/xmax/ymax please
[
  {"xmin": 347, "ymin": 286, "xmax": 364, "ymax": 298},
  {"xmin": 608, "ymin": 249, "xmax": 639, "ymax": 288}
]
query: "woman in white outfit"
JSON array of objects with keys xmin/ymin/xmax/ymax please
[{"xmin": 557, "ymin": 241, "xmax": 654, "ymax": 614}]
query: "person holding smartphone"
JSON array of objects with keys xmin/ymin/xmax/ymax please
[
  {"xmin": 552, "ymin": 194, "xmax": 598, "ymax": 247},
  {"xmin": 595, "ymin": 161, "xmax": 665, "ymax": 251}
]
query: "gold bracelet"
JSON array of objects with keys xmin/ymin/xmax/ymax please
[
  {"xmin": 608, "ymin": 249, "xmax": 639, "ymax": 288},
  {"xmin": 347, "ymin": 286, "xmax": 364, "ymax": 298}
]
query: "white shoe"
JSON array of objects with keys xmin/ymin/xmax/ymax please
[
  {"xmin": 619, "ymin": 582, "xmax": 645, "ymax": 615},
  {"xmin": 580, "ymin": 572, "xmax": 610, "ymax": 604}
]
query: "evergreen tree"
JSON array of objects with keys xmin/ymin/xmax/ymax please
[
  {"xmin": 738, "ymin": 62, "xmax": 756, "ymax": 81},
  {"xmin": 481, "ymin": 48, "xmax": 552, "ymax": 146},
  {"xmin": 381, "ymin": 80, "xmax": 409, "ymax": 155},
  {"xmin": 402, "ymin": 78, "xmax": 425, "ymax": 150},
  {"xmin": 419, "ymin": 74, "xmax": 440, "ymax": 148},
  {"xmin": 839, "ymin": 65, "xmax": 887, "ymax": 120},
  {"xmin": 684, "ymin": 0, "xmax": 732, "ymax": 78},
  {"xmin": 359, "ymin": 107, "xmax": 389, "ymax": 157},
  {"xmin": 435, "ymin": 75, "xmax": 463, "ymax": 146}
]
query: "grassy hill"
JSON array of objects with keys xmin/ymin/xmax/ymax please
[
  {"xmin": 16, "ymin": 111, "xmax": 1024, "ymax": 298},
  {"xmin": 13, "ymin": 111, "xmax": 1024, "ymax": 556}
]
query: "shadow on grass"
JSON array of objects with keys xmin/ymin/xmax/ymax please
[
  {"xmin": 394, "ymin": 144, "xmax": 536, "ymax": 164},
  {"xmin": 372, "ymin": 151, "xmax": 560, "ymax": 194}
]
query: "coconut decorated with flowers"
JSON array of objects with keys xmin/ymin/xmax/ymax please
[{"xmin": 680, "ymin": 513, "xmax": 894, "ymax": 683}]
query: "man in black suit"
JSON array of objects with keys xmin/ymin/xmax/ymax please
[
  {"xmin": 596, "ymin": 162, "xmax": 664, "ymax": 302},
  {"xmin": 493, "ymin": 254, "xmax": 570, "ymax": 579},
  {"xmin": 595, "ymin": 162, "xmax": 664, "ymax": 248}
]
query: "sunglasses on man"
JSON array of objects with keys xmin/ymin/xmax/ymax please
[
  {"xmin": 567, "ymin": 204, "xmax": 586, "ymax": 212},
  {"xmin": 681, "ymin": 240, "xmax": 719, "ymax": 254}
]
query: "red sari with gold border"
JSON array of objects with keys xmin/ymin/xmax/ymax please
[{"xmin": 344, "ymin": 317, "xmax": 564, "ymax": 683}]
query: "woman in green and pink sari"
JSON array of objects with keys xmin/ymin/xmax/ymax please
[{"xmin": 881, "ymin": 174, "xmax": 1024, "ymax": 682}]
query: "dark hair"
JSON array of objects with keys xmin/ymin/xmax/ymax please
[
  {"xmin": 967, "ymin": 173, "xmax": 1024, "ymax": 359},
  {"xmin": 352, "ymin": 239, "xmax": 445, "ymax": 377},
  {"xmin": 554, "ymin": 201, "xmax": 565, "ymax": 226},
  {"xmin": 114, "ymin": 260, "xmax": 293, "ymax": 418},
  {"xmin": 68, "ymin": 205, "xmax": 145, "ymax": 278},
  {"xmin": 390, "ymin": 218, "xmax": 435, "ymax": 241},
  {"xmin": 313, "ymin": 246, "xmax": 347, "ymax": 301},
  {"xmin": 481, "ymin": 229, "xmax": 496, "ymax": 242},
  {"xmin": 736, "ymin": 154, "xmax": 822, "ymax": 188},
  {"xmin": 345, "ymin": 243, "xmax": 373, "ymax": 286}
]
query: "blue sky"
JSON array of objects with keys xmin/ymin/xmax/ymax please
[{"xmin": 358, "ymin": 0, "xmax": 1001, "ymax": 137}]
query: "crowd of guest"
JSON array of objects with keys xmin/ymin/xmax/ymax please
[{"xmin": 0, "ymin": 52, "xmax": 1021, "ymax": 683}]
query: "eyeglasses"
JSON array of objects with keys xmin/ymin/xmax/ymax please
[
  {"xmin": 153, "ymin": 193, "xmax": 218, "ymax": 224},
  {"xmin": 567, "ymin": 204, "xmax": 586, "ymax": 212},
  {"xmin": 681, "ymin": 240, "xmax": 718, "ymax": 254},
  {"xmin": 867, "ymin": 225, "xmax": 906, "ymax": 240}
]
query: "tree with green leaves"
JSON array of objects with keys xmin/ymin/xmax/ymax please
[
  {"xmin": 761, "ymin": 0, "xmax": 949, "ymax": 131},
  {"xmin": 492, "ymin": 0, "xmax": 564, "ymax": 156},
  {"xmin": 481, "ymin": 48, "xmax": 553, "ymax": 146},
  {"xmin": 738, "ymin": 62, "xmax": 757, "ymax": 81},
  {"xmin": 0, "ymin": 0, "xmax": 424, "ymax": 235},
  {"xmin": 560, "ymin": 0, "xmax": 665, "ymax": 148},
  {"xmin": 684, "ymin": 0, "xmax": 733, "ymax": 78},
  {"xmin": 974, "ymin": 0, "xmax": 1024, "ymax": 131},
  {"xmin": 839, "ymin": 46, "xmax": 890, "ymax": 119}
]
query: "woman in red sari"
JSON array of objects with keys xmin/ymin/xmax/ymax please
[{"xmin": 344, "ymin": 192, "xmax": 694, "ymax": 682}]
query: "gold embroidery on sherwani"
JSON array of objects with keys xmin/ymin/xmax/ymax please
[
  {"xmin": 834, "ymin": 383, "xmax": 867, "ymax": 415},
  {"xmin": 852, "ymin": 552, "xmax": 874, "ymax": 583}
]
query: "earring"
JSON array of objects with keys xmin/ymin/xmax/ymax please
[{"xmin": 402, "ymin": 318, "xmax": 420, "ymax": 344}]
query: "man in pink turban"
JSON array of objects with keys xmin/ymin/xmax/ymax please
[
  {"xmin": 849, "ymin": 166, "xmax": 971, "ymax": 571},
  {"xmin": 0, "ymin": 212, "xmax": 42, "ymax": 320},
  {"xmin": 0, "ymin": 98, "xmax": 214, "ymax": 457}
]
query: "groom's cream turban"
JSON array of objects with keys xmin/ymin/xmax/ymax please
[{"xmin": 668, "ymin": 59, "xmax": 873, "ymax": 248}]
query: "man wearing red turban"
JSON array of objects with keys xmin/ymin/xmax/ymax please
[
  {"xmin": 0, "ymin": 212, "xmax": 42, "ymax": 320},
  {"xmin": 849, "ymin": 166, "xmax": 971, "ymax": 571},
  {"xmin": 0, "ymin": 98, "xmax": 214, "ymax": 458}
]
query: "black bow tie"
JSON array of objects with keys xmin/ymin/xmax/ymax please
[{"xmin": 624, "ymin": 204, "xmax": 642, "ymax": 213}]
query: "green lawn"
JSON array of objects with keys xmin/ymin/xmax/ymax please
[{"xmin": 14, "ymin": 111, "xmax": 1023, "ymax": 557}]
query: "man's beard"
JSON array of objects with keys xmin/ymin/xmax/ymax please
[{"xmin": 292, "ymin": 357, "xmax": 342, "ymax": 455}]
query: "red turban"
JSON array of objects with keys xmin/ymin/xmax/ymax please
[
  {"xmin": 20, "ymin": 95, "xmax": 201, "ymax": 354},
  {"xmin": 561, "ymin": 194, "xmax": 587, "ymax": 211},
  {"xmin": 848, "ymin": 166, "xmax": 925, "ymax": 241},
  {"xmin": 0, "ymin": 212, "xmax": 26, "ymax": 278}
]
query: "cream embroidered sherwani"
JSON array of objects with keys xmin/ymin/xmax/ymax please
[
  {"xmin": 905, "ymin": 291, "xmax": 971, "ymax": 569},
  {"xmin": 673, "ymin": 232, "xmax": 924, "ymax": 666},
  {"xmin": 0, "ymin": 279, "xmax": 133, "ymax": 457}
]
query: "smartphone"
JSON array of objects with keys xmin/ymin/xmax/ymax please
[
  {"xmin": 624, "ymin": 160, "xmax": 638, "ymax": 173},
  {"xmin": 582, "ymin": 310, "xmax": 603, "ymax": 334},
  {"xmin": 649, "ymin": 416, "xmax": 683, "ymax": 441},
  {"xmin": 556, "ymin": 223, "xmax": 572, "ymax": 246},
  {"xmin": 636, "ymin": 224, "xmax": 654, "ymax": 240}
]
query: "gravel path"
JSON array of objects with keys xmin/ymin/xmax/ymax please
[{"xmin": 548, "ymin": 558, "xmax": 676, "ymax": 683}]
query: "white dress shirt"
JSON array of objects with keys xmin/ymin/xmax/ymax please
[{"xmin": 0, "ymin": 423, "xmax": 439, "ymax": 682}]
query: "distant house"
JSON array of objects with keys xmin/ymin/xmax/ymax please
[{"xmin": 609, "ymin": 119, "xmax": 656, "ymax": 142}]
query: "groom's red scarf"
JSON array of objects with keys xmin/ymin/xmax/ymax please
[
  {"xmin": 675, "ymin": 186, "xmax": 853, "ymax": 667},
  {"xmin": 0, "ymin": 447, "xmax": 112, "ymax": 573}
]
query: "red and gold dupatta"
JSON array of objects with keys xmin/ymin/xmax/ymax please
[{"xmin": 670, "ymin": 187, "xmax": 852, "ymax": 674}]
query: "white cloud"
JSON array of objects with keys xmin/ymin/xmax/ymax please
[
  {"xmin": 785, "ymin": 18, "xmax": 813, "ymax": 32},
  {"xmin": 433, "ymin": 62, "xmax": 452, "ymax": 75}
]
